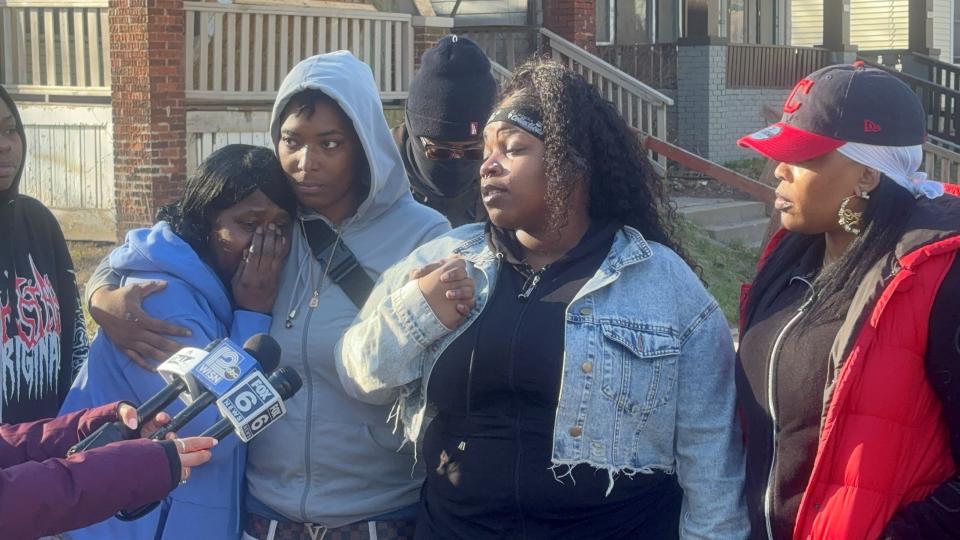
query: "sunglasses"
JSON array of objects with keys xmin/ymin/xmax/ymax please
[{"xmin": 420, "ymin": 137, "xmax": 485, "ymax": 161}]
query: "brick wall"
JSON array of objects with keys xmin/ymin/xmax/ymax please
[
  {"xmin": 675, "ymin": 45, "xmax": 719, "ymax": 160},
  {"xmin": 711, "ymin": 87, "xmax": 790, "ymax": 163},
  {"xmin": 543, "ymin": 0, "xmax": 596, "ymax": 52},
  {"xmin": 675, "ymin": 42, "xmax": 790, "ymax": 165},
  {"xmin": 109, "ymin": 0, "xmax": 187, "ymax": 238},
  {"xmin": 414, "ymin": 26, "xmax": 450, "ymax": 69}
]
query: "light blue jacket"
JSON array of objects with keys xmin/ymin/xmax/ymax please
[
  {"xmin": 244, "ymin": 51, "xmax": 450, "ymax": 527},
  {"xmin": 61, "ymin": 222, "xmax": 271, "ymax": 540},
  {"xmin": 337, "ymin": 223, "xmax": 749, "ymax": 539}
]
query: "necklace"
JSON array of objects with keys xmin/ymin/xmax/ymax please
[{"xmin": 284, "ymin": 224, "xmax": 344, "ymax": 328}]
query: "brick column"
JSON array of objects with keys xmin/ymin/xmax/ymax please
[
  {"xmin": 675, "ymin": 38, "xmax": 727, "ymax": 161},
  {"xmin": 412, "ymin": 16, "xmax": 454, "ymax": 70},
  {"xmin": 542, "ymin": 0, "xmax": 596, "ymax": 52},
  {"xmin": 109, "ymin": 0, "xmax": 187, "ymax": 239}
]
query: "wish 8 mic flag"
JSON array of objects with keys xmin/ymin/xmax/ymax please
[
  {"xmin": 215, "ymin": 370, "xmax": 285, "ymax": 442},
  {"xmin": 192, "ymin": 339, "xmax": 260, "ymax": 397},
  {"xmin": 159, "ymin": 338, "xmax": 260, "ymax": 405}
]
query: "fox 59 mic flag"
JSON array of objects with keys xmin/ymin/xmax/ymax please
[{"xmin": 214, "ymin": 370, "xmax": 286, "ymax": 442}]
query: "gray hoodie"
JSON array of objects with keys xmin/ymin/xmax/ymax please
[{"xmin": 245, "ymin": 52, "xmax": 449, "ymax": 526}]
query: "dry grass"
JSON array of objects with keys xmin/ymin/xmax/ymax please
[
  {"xmin": 675, "ymin": 218, "xmax": 759, "ymax": 325},
  {"xmin": 67, "ymin": 241, "xmax": 115, "ymax": 337}
]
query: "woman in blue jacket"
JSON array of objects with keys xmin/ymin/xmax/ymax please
[
  {"xmin": 337, "ymin": 59, "xmax": 748, "ymax": 539},
  {"xmin": 60, "ymin": 144, "xmax": 297, "ymax": 540}
]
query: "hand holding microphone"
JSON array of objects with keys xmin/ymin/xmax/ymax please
[
  {"xmin": 115, "ymin": 335, "xmax": 302, "ymax": 521},
  {"xmin": 102, "ymin": 403, "xmax": 217, "ymax": 483},
  {"xmin": 69, "ymin": 334, "xmax": 278, "ymax": 456}
]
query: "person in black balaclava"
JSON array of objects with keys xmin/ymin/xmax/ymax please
[
  {"xmin": 393, "ymin": 35, "xmax": 498, "ymax": 227},
  {"xmin": 0, "ymin": 85, "xmax": 88, "ymax": 424}
]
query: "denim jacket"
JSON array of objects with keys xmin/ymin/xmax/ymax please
[{"xmin": 336, "ymin": 223, "xmax": 749, "ymax": 539}]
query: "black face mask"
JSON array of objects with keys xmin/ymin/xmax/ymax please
[{"xmin": 406, "ymin": 130, "xmax": 482, "ymax": 199}]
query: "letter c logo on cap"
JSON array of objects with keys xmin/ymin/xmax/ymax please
[{"xmin": 783, "ymin": 79, "xmax": 814, "ymax": 114}]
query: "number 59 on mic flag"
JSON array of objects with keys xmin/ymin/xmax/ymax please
[{"xmin": 215, "ymin": 370, "xmax": 286, "ymax": 442}]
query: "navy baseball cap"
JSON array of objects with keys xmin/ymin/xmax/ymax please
[{"xmin": 738, "ymin": 62, "xmax": 926, "ymax": 163}]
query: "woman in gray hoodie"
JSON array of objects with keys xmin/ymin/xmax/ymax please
[{"xmin": 83, "ymin": 52, "xmax": 449, "ymax": 539}]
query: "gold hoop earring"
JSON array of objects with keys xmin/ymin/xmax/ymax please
[{"xmin": 838, "ymin": 190, "xmax": 869, "ymax": 235}]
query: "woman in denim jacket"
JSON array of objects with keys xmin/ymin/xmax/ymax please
[{"xmin": 337, "ymin": 59, "xmax": 748, "ymax": 539}]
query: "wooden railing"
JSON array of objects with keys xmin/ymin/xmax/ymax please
[
  {"xmin": 924, "ymin": 136, "xmax": 960, "ymax": 185},
  {"xmin": 857, "ymin": 49, "xmax": 907, "ymax": 71},
  {"xmin": 642, "ymin": 135, "xmax": 776, "ymax": 204},
  {"xmin": 183, "ymin": 2, "xmax": 414, "ymax": 102},
  {"xmin": 922, "ymin": 56, "xmax": 960, "ymax": 92},
  {"xmin": 858, "ymin": 49, "xmax": 960, "ymax": 92},
  {"xmin": 0, "ymin": 0, "xmax": 111, "ymax": 97},
  {"xmin": 597, "ymin": 43, "xmax": 678, "ymax": 89},
  {"xmin": 454, "ymin": 25, "xmax": 541, "ymax": 71},
  {"xmin": 727, "ymin": 44, "xmax": 831, "ymax": 88},
  {"xmin": 489, "ymin": 60, "xmax": 512, "ymax": 87},
  {"xmin": 858, "ymin": 57, "xmax": 960, "ymax": 146},
  {"xmin": 540, "ymin": 29, "xmax": 673, "ymax": 169}
]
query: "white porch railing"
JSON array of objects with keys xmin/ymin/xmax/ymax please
[
  {"xmin": 490, "ymin": 60, "xmax": 512, "ymax": 87},
  {"xmin": 183, "ymin": 2, "xmax": 414, "ymax": 102},
  {"xmin": 540, "ymin": 29, "xmax": 673, "ymax": 170},
  {"xmin": 924, "ymin": 135, "xmax": 960, "ymax": 185},
  {"xmin": 0, "ymin": 0, "xmax": 111, "ymax": 97},
  {"xmin": 460, "ymin": 26, "xmax": 673, "ymax": 170}
]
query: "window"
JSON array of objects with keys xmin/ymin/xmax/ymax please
[
  {"xmin": 597, "ymin": 0, "xmax": 616, "ymax": 45},
  {"xmin": 728, "ymin": 0, "xmax": 745, "ymax": 42}
]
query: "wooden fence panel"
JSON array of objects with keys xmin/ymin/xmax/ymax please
[{"xmin": 182, "ymin": 2, "xmax": 414, "ymax": 101}]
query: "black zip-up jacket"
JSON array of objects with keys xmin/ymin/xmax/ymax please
[
  {"xmin": 416, "ymin": 221, "xmax": 683, "ymax": 539},
  {"xmin": 737, "ymin": 232, "xmax": 960, "ymax": 540},
  {"xmin": 0, "ymin": 85, "xmax": 88, "ymax": 424}
]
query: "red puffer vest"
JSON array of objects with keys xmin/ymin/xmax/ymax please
[{"xmin": 741, "ymin": 183, "xmax": 960, "ymax": 540}]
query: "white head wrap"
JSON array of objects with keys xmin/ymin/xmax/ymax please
[{"xmin": 836, "ymin": 142, "xmax": 944, "ymax": 199}]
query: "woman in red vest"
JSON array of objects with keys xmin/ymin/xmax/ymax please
[{"xmin": 736, "ymin": 63, "xmax": 960, "ymax": 540}]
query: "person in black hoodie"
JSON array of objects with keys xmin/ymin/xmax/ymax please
[
  {"xmin": 0, "ymin": 85, "xmax": 88, "ymax": 424},
  {"xmin": 393, "ymin": 35, "xmax": 497, "ymax": 227}
]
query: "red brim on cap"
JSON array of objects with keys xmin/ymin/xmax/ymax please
[{"xmin": 737, "ymin": 122, "xmax": 844, "ymax": 162}]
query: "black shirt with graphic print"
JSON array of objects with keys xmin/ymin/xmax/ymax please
[{"xmin": 0, "ymin": 87, "xmax": 87, "ymax": 424}]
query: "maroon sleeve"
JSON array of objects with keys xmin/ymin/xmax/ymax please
[
  {"xmin": 0, "ymin": 438, "xmax": 177, "ymax": 539},
  {"xmin": 0, "ymin": 402, "xmax": 121, "ymax": 468}
]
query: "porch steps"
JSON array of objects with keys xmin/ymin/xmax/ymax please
[{"xmin": 675, "ymin": 197, "xmax": 769, "ymax": 249}]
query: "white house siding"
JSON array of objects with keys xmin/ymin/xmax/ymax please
[
  {"xmin": 850, "ymin": 0, "xmax": 909, "ymax": 50},
  {"xmin": 933, "ymin": 0, "xmax": 954, "ymax": 62},
  {"xmin": 791, "ymin": 0, "xmax": 824, "ymax": 46}
]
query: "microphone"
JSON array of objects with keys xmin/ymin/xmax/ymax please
[
  {"xmin": 117, "ymin": 367, "xmax": 302, "ymax": 522},
  {"xmin": 201, "ymin": 367, "xmax": 303, "ymax": 441},
  {"xmin": 149, "ymin": 334, "xmax": 281, "ymax": 441},
  {"xmin": 67, "ymin": 343, "xmax": 216, "ymax": 457}
]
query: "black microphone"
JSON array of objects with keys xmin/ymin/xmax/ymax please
[
  {"xmin": 116, "ymin": 337, "xmax": 287, "ymax": 522},
  {"xmin": 137, "ymin": 340, "xmax": 223, "ymax": 423},
  {"xmin": 67, "ymin": 341, "xmax": 222, "ymax": 457},
  {"xmin": 201, "ymin": 367, "xmax": 303, "ymax": 440},
  {"xmin": 149, "ymin": 334, "xmax": 282, "ymax": 441},
  {"xmin": 118, "ymin": 367, "xmax": 301, "ymax": 522}
]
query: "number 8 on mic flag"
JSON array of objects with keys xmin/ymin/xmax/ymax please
[{"xmin": 215, "ymin": 370, "xmax": 286, "ymax": 442}]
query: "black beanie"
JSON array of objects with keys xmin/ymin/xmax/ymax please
[{"xmin": 406, "ymin": 35, "xmax": 498, "ymax": 141}]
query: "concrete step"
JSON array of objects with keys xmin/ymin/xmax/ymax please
[
  {"xmin": 678, "ymin": 199, "xmax": 768, "ymax": 228},
  {"xmin": 704, "ymin": 218, "xmax": 770, "ymax": 248}
]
